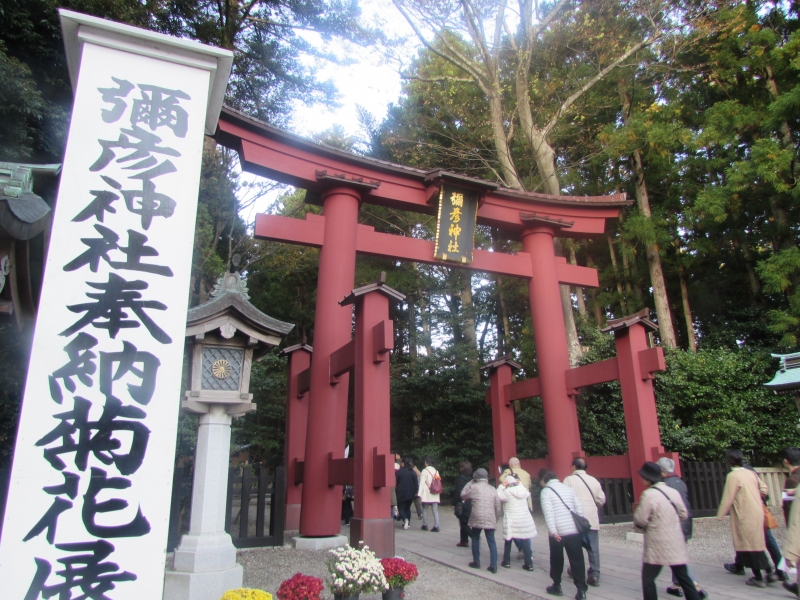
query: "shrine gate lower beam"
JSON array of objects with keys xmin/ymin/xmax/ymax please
[{"xmin": 254, "ymin": 213, "xmax": 599, "ymax": 287}]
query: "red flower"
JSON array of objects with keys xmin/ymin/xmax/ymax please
[
  {"xmin": 380, "ymin": 558, "xmax": 419, "ymax": 588},
  {"xmin": 276, "ymin": 573, "xmax": 324, "ymax": 600}
]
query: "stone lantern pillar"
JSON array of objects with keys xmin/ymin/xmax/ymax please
[{"xmin": 164, "ymin": 267, "xmax": 293, "ymax": 600}]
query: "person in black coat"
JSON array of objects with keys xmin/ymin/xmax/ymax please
[
  {"xmin": 453, "ymin": 461, "xmax": 473, "ymax": 547},
  {"xmin": 396, "ymin": 458, "xmax": 419, "ymax": 530}
]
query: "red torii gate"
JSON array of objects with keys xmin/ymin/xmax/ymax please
[
  {"xmin": 484, "ymin": 309, "xmax": 678, "ymax": 502},
  {"xmin": 215, "ymin": 106, "xmax": 667, "ymax": 541}
]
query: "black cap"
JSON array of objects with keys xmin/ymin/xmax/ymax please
[{"xmin": 638, "ymin": 461, "xmax": 663, "ymax": 483}]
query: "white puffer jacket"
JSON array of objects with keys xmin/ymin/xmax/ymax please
[
  {"xmin": 540, "ymin": 480, "xmax": 584, "ymax": 536},
  {"xmin": 417, "ymin": 466, "xmax": 441, "ymax": 503},
  {"xmin": 498, "ymin": 484, "xmax": 537, "ymax": 541}
]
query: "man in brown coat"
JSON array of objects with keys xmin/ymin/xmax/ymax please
[
  {"xmin": 717, "ymin": 448, "xmax": 771, "ymax": 587},
  {"xmin": 633, "ymin": 462, "xmax": 700, "ymax": 600},
  {"xmin": 461, "ymin": 468, "xmax": 502, "ymax": 573}
]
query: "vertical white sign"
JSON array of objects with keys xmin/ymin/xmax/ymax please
[{"xmin": 0, "ymin": 17, "xmax": 229, "ymax": 598}]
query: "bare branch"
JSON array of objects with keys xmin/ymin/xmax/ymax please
[
  {"xmin": 543, "ymin": 36, "xmax": 653, "ymax": 137},
  {"xmin": 392, "ymin": 0, "xmax": 489, "ymax": 88},
  {"xmin": 401, "ymin": 74, "xmax": 475, "ymax": 83}
]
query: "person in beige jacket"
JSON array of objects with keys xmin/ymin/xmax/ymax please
[
  {"xmin": 564, "ymin": 457, "xmax": 606, "ymax": 587},
  {"xmin": 782, "ymin": 496, "xmax": 800, "ymax": 596},
  {"xmin": 633, "ymin": 462, "xmax": 700, "ymax": 600},
  {"xmin": 499, "ymin": 457, "xmax": 532, "ymax": 510},
  {"xmin": 716, "ymin": 448, "xmax": 771, "ymax": 587}
]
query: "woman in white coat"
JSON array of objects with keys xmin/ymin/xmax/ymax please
[{"xmin": 498, "ymin": 475, "xmax": 537, "ymax": 571}]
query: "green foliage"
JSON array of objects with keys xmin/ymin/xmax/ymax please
[
  {"xmin": 0, "ymin": 41, "xmax": 44, "ymax": 160},
  {"xmin": 654, "ymin": 348, "xmax": 800, "ymax": 464},
  {"xmin": 231, "ymin": 351, "xmax": 289, "ymax": 470},
  {"xmin": 390, "ymin": 349, "xmax": 491, "ymax": 492}
]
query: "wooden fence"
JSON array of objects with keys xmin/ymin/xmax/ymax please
[
  {"xmin": 225, "ymin": 465, "xmax": 286, "ymax": 548},
  {"xmin": 168, "ymin": 464, "xmax": 286, "ymax": 551},
  {"xmin": 588, "ymin": 462, "xmax": 788, "ymax": 523}
]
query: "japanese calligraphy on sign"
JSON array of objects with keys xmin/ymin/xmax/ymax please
[
  {"xmin": 433, "ymin": 185, "xmax": 479, "ymax": 264},
  {"xmin": 0, "ymin": 31, "xmax": 214, "ymax": 598}
]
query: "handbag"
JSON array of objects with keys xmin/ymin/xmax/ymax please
[
  {"xmin": 764, "ymin": 503, "xmax": 779, "ymax": 530},
  {"xmin": 428, "ymin": 470, "xmax": 443, "ymax": 494},
  {"xmin": 548, "ymin": 486, "xmax": 592, "ymax": 534},
  {"xmin": 747, "ymin": 471, "xmax": 778, "ymax": 530}
]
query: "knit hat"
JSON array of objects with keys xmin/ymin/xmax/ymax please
[
  {"xmin": 504, "ymin": 475, "xmax": 518, "ymax": 485},
  {"xmin": 473, "ymin": 468, "xmax": 488, "ymax": 480},
  {"xmin": 638, "ymin": 461, "xmax": 663, "ymax": 483}
]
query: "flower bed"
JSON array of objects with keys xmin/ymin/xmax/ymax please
[
  {"xmin": 380, "ymin": 558, "xmax": 419, "ymax": 589},
  {"xmin": 220, "ymin": 589, "xmax": 272, "ymax": 600},
  {"xmin": 276, "ymin": 573, "xmax": 324, "ymax": 600},
  {"xmin": 327, "ymin": 544, "xmax": 388, "ymax": 597}
]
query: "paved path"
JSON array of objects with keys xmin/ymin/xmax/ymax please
[{"xmin": 393, "ymin": 512, "xmax": 796, "ymax": 600}]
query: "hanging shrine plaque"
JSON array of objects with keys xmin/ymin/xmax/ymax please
[
  {"xmin": 433, "ymin": 185, "xmax": 479, "ymax": 263},
  {"xmin": 0, "ymin": 10, "xmax": 231, "ymax": 599}
]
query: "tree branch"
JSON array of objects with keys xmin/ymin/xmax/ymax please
[
  {"xmin": 543, "ymin": 37, "xmax": 653, "ymax": 137},
  {"xmin": 401, "ymin": 74, "xmax": 475, "ymax": 83},
  {"xmin": 392, "ymin": 0, "xmax": 489, "ymax": 89}
]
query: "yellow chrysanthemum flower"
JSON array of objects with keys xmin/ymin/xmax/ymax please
[{"xmin": 220, "ymin": 588, "xmax": 273, "ymax": 600}]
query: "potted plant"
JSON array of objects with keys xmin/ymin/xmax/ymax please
[
  {"xmin": 276, "ymin": 573, "xmax": 324, "ymax": 600},
  {"xmin": 327, "ymin": 544, "xmax": 388, "ymax": 600},
  {"xmin": 379, "ymin": 557, "xmax": 419, "ymax": 600},
  {"xmin": 220, "ymin": 589, "xmax": 272, "ymax": 600}
]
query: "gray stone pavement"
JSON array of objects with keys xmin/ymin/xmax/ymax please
[{"xmin": 393, "ymin": 511, "xmax": 798, "ymax": 600}]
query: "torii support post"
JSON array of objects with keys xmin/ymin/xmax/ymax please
[
  {"xmin": 605, "ymin": 310, "xmax": 674, "ymax": 500},
  {"xmin": 281, "ymin": 343, "xmax": 312, "ymax": 530},
  {"xmin": 340, "ymin": 274, "xmax": 404, "ymax": 558},
  {"xmin": 484, "ymin": 357, "xmax": 520, "ymax": 473},
  {"xmin": 300, "ymin": 186, "xmax": 360, "ymax": 537},
  {"xmin": 522, "ymin": 224, "xmax": 583, "ymax": 478}
]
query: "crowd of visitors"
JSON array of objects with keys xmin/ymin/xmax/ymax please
[{"xmin": 373, "ymin": 447, "xmax": 800, "ymax": 599}]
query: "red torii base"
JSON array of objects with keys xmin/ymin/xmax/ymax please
[
  {"xmin": 280, "ymin": 342, "xmax": 312, "ymax": 530},
  {"xmin": 485, "ymin": 309, "xmax": 679, "ymax": 501}
]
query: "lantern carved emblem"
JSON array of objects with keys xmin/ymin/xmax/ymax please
[{"xmin": 211, "ymin": 359, "xmax": 232, "ymax": 379}]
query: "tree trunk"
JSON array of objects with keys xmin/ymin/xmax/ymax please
[
  {"xmin": 607, "ymin": 235, "xmax": 627, "ymax": 314},
  {"xmin": 619, "ymin": 82, "xmax": 677, "ymax": 347},
  {"xmin": 460, "ymin": 272, "xmax": 481, "ymax": 382},
  {"xmin": 568, "ymin": 243, "xmax": 587, "ymax": 318},
  {"xmin": 589, "ymin": 288, "xmax": 604, "ymax": 326},
  {"xmin": 732, "ymin": 237, "xmax": 762, "ymax": 300},
  {"xmin": 408, "ymin": 293, "xmax": 418, "ymax": 362},
  {"xmin": 678, "ymin": 264, "xmax": 697, "ymax": 353},
  {"xmin": 418, "ymin": 288, "xmax": 434, "ymax": 356}
]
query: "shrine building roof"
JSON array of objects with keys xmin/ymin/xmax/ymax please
[{"xmin": 765, "ymin": 353, "xmax": 800, "ymax": 392}]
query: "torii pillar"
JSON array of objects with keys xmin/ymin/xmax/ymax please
[
  {"xmin": 299, "ymin": 185, "xmax": 362, "ymax": 540},
  {"xmin": 484, "ymin": 357, "xmax": 521, "ymax": 472},
  {"xmin": 281, "ymin": 342, "xmax": 312, "ymax": 531},
  {"xmin": 603, "ymin": 310, "xmax": 672, "ymax": 500},
  {"xmin": 340, "ymin": 273, "xmax": 403, "ymax": 558},
  {"xmin": 522, "ymin": 217, "xmax": 583, "ymax": 478}
]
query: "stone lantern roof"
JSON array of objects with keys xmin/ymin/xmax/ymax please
[
  {"xmin": 765, "ymin": 353, "xmax": 800, "ymax": 393},
  {"xmin": 0, "ymin": 162, "xmax": 60, "ymax": 240},
  {"xmin": 186, "ymin": 269, "xmax": 294, "ymax": 355}
]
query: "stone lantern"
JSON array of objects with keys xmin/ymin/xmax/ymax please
[{"xmin": 165, "ymin": 265, "xmax": 293, "ymax": 600}]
